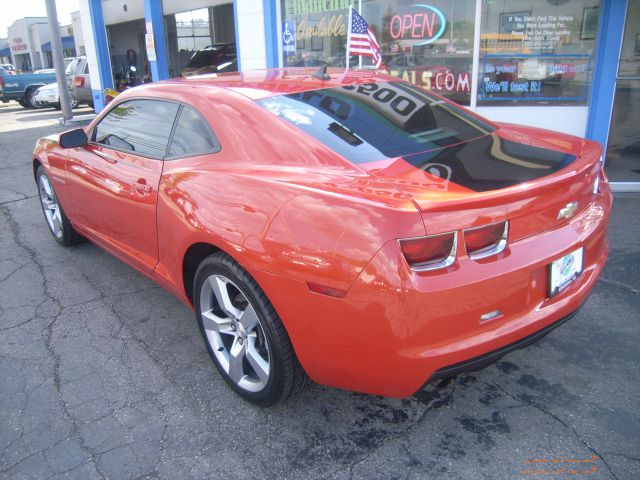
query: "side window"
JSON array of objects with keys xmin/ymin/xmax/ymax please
[
  {"xmin": 83, "ymin": 63, "xmax": 89, "ymax": 74},
  {"xmin": 93, "ymin": 100, "xmax": 179, "ymax": 158},
  {"xmin": 167, "ymin": 105, "xmax": 220, "ymax": 158}
]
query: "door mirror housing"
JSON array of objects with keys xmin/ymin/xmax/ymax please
[{"xmin": 59, "ymin": 128, "xmax": 88, "ymax": 148}]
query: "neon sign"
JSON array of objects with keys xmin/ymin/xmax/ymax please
[{"xmin": 389, "ymin": 5, "xmax": 446, "ymax": 45}]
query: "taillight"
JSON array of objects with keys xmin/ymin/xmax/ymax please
[
  {"xmin": 464, "ymin": 221, "xmax": 508, "ymax": 259},
  {"xmin": 399, "ymin": 232, "xmax": 457, "ymax": 271},
  {"xmin": 75, "ymin": 76, "xmax": 85, "ymax": 88},
  {"xmin": 0, "ymin": 77, "xmax": 4, "ymax": 89},
  {"xmin": 593, "ymin": 155, "xmax": 604, "ymax": 195}
]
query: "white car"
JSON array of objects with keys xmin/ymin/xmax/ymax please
[{"xmin": 32, "ymin": 83, "xmax": 78, "ymax": 109}]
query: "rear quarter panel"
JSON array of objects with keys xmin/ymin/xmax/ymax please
[{"xmin": 150, "ymin": 86, "xmax": 425, "ymax": 303}]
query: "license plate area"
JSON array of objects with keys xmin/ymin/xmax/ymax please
[{"xmin": 548, "ymin": 247, "xmax": 583, "ymax": 297}]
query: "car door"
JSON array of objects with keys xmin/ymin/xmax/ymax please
[{"xmin": 65, "ymin": 99, "xmax": 180, "ymax": 274}]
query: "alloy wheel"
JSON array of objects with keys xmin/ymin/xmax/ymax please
[
  {"xmin": 199, "ymin": 274, "xmax": 271, "ymax": 392},
  {"xmin": 38, "ymin": 174, "xmax": 63, "ymax": 239}
]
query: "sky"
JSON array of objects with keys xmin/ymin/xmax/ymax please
[{"xmin": 1, "ymin": 0, "xmax": 80, "ymax": 38}]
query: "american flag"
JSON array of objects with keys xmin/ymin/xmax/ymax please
[{"xmin": 348, "ymin": 7, "xmax": 381, "ymax": 69}]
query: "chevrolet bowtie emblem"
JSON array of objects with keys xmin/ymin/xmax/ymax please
[{"xmin": 557, "ymin": 201, "xmax": 579, "ymax": 220}]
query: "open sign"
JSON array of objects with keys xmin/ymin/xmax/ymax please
[{"xmin": 389, "ymin": 5, "xmax": 446, "ymax": 45}]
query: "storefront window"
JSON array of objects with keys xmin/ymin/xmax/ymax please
[
  {"xmin": 281, "ymin": 0, "xmax": 477, "ymax": 105},
  {"xmin": 605, "ymin": 0, "xmax": 640, "ymax": 182},
  {"xmin": 164, "ymin": 4, "xmax": 236, "ymax": 78},
  {"xmin": 176, "ymin": 8, "xmax": 211, "ymax": 52},
  {"xmin": 478, "ymin": 0, "xmax": 600, "ymax": 106}
]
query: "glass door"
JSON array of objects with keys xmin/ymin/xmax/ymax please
[{"xmin": 605, "ymin": 0, "xmax": 640, "ymax": 183}]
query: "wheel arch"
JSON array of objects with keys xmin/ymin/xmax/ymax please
[
  {"xmin": 182, "ymin": 242, "xmax": 221, "ymax": 304},
  {"xmin": 33, "ymin": 157, "xmax": 43, "ymax": 179}
]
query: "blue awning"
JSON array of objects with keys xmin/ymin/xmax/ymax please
[
  {"xmin": 0, "ymin": 47, "xmax": 10, "ymax": 57},
  {"xmin": 41, "ymin": 36, "xmax": 75, "ymax": 52}
]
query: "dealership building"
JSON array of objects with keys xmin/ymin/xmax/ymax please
[
  {"xmin": 75, "ymin": 0, "xmax": 638, "ymax": 189},
  {"xmin": 3, "ymin": 17, "xmax": 84, "ymax": 71}
]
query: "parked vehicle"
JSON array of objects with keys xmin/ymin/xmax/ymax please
[
  {"xmin": 0, "ymin": 67, "xmax": 57, "ymax": 108},
  {"xmin": 115, "ymin": 64, "xmax": 142, "ymax": 91},
  {"xmin": 33, "ymin": 82, "xmax": 78, "ymax": 109},
  {"xmin": 0, "ymin": 56, "xmax": 88, "ymax": 109},
  {"xmin": 69, "ymin": 56, "xmax": 93, "ymax": 108},
  {"xmin": 181, "ymin": 43, "xmax": 237, "ymax": 77},
  {"xmin": 32, "ymin": 69, "xmax": 611, "ymax": 406},
  {"xmin": 0, "ymin": 64, "xmax": 18, "ymax": 75}
]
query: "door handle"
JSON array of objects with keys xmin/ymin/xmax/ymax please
[
  {"xmin": 93, "ymin": 149, "xmax": 118, "ymax": 163},
  {"xmin": 134, "ymin": 179, "xmax": 152, "ymax": 195}
]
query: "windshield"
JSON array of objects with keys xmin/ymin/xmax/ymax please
[{"xmin": 256, "ymin": 81, "xmax": 495, "ymax": 164}]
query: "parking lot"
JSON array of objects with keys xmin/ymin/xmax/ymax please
[{"xmin": 0, "ymin": 101, "xmax": 638, "ymax": 480}]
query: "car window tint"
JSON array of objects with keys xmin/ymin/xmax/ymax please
[
  {"xmin": 167, "ymin": 106, "xmax": 220, "ymax": 157},
  {"xmin": 93, "ymin": 100, "xmax": 179, "ymax": 158},
  {"xmin": 257, "ymin": 81, "xmax": 495, "ymax": 165}
]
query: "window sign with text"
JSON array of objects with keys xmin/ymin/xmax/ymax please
[
  {"xmin": 281, "ymin": 0, "xmax": 477, "ymax": 105},
  {"xmin": 479, "ymin": 1, "xmax": 600, "ymax": 106}
]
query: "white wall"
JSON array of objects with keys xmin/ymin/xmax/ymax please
[
  {"xmin": 78, "ymin": 0, "xmax": 107, "ymax": 97},
  {"xmin": 163, "ymin": 0, "xmax": 231, "ymax": 15},
  {"xmin": 235, "ymin": 0, "xmax": 266, "ymax": 70},
  {"xmin": 8, "ymin": 20, "xmax": 33, "ymax": 69},
  {"xmin": 101, "ymin": 0, "xmax": 144, "ymax": 25},
  {"xmin": 71, "ymin": 11, "xmax": 86, "ymax": 55},
  {"xmin": 475, "ymin": 106, "xmax": 589, "ymax": 138},
  {"xmin": 28, "ymin": 23, "xmax": 51, "ymax": 69}
]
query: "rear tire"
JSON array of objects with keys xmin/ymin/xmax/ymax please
[
  {"xmin": 36, "ymin": 166, "xmax": 82, "ymax": 246},
  {"xmin": 193, "ymin": 252, "xmax": 307, "ymax": 406}
]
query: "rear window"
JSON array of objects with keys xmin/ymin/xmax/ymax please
[
  {"xmin": 186, "ymin": 46, "xmax": 235, "ymax": 69},
  {"xmin": 256, "ymin": 81, "xmax": 495, "ymax": 164}
]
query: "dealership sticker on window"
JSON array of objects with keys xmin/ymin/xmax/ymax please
[{"xmin": 549, "ymin": 247, "xmax": 583, "ymax": 297}]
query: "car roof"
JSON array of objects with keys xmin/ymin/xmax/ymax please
[{"xmin": 157, "ymin": 67, "xmax": 401, "ymax": 100}]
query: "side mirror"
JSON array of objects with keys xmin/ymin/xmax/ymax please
[{"xmin": 59, "ymin": 128, "xmax": 88, "ymax": 148}]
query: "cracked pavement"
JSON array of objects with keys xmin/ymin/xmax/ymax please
[{"xmin": 1, "ymin": 102, "xmax": 639, "ymax": 479}]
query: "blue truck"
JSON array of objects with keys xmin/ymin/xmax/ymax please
[{"xmin": 0, "ymin": 68, "xmax": 58, "ymax": 108}]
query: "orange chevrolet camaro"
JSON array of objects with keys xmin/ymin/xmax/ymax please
[{"xmin": 33, "ymin": 69, "xmax": 611, "ymax": 406}]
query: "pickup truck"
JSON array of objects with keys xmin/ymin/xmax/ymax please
[{"xmin": 0, "ymin": 69, "xmax": 58, "ymax": 108}]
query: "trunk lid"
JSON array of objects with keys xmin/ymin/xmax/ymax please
[{"xmin": 361, "ymin": 124, "xmax": 602, "ymax": 241}]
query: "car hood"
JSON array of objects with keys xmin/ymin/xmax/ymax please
[{"xmin": 359, "ymin": 123, "xmax": 602, "ymax": 238}]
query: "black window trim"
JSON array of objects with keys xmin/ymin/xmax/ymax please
[{"xmin": 89, "ymin": 97, "xmax": 221, "ymax": 161}]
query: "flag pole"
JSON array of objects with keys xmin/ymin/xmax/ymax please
[
  {"xmin": 345, "ymin": 5, "xmax": 352, "ymax": 74},
  {"xmin": 358, "ymin": 0, "xmax": 362, "ymax": 69}
]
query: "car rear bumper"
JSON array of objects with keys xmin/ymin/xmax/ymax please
[
  {"xmin": 34, "ymin": 93, "xmax": 57, "ymax": 106},
  {"xmin": 428, "ymin": 307, "xmax": 580, "ymax": 382},
  {"xmin": 248, "ymin": 185, "xmax": 612, "ymax": 397}
]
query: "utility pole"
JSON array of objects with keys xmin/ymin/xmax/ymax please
[{"xmin": 45, "ymin": 0, "xmax": 73, "ymax": 121}]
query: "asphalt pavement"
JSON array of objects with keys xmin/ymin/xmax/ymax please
[{"xmin": 1, "ymin": 101, "xmax": 639, "ymax": 479}]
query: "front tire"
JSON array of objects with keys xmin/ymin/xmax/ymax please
[
  {"xmin": 36, "ymin": 166, "xmax": 82, "ymax": 246},
  {"xmin": 193, "ymin": 252, "xmax": 307, "ymax": 406}
]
